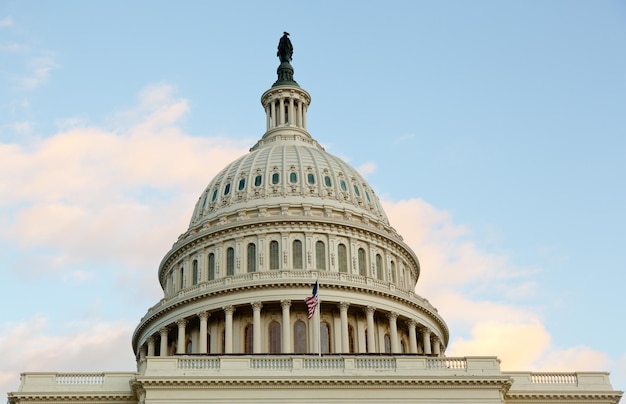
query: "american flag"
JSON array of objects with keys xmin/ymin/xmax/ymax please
[{"xmin": 304, "ymin": 280, "xmax": 319, "ymax": 319}]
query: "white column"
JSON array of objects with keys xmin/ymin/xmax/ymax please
[
  {"xmin": 198, "ymin": 311, "xmax": 209, "ymax": 354},
  {"xmin": 224, "ymin": 305, "xmax": 235, "ymax": 353},
  {"xmin": 302, "ymin": 104, "xmax": 307, "ymax": 129},
  {"xmin": 339, "ymin": 302, "xmax": 350, "ymax": 353},
  {"xmin": 357, "ymin": 315, "xmax": 367, "ymax": 353},
  {"xmin": 387, "ymin": 312, "xmax": 399, "ymax": 353},
  {"xmin": 270, "ymin": 101, "xmax": 276, "ymax": 129},
  {"xmin": 252, "ymin": 302, "xmax": 263, "ymax": 353},
  {"xmin": 422, "ymin": 328, "xmax": 432, "ymax": 355},
  {"xmin": 407, "ymin": 320, "xmax": 418, "ymax": 354},
  {"xmin": 364, "ymin": 306, "xmax": 376, "ymax": 353},
  {"xmin": 176, "ymin": 319, "xmax": 187, "ymax": 354},
  {"xmin": 265, "ymin": 104, "xmax": 270, "ymax": 131},
  {"xmin": 209, "ymin": 322, "xmax": 218, "ymax": 354},
  {"xmin": 146, "ymin": 337, "xmax": 155, "ymax": 356},
  {"xmin": 433, "ymin": 335, "xmax": 441, "ymax": 356},
  {"xmin": 289, "ymin": 98, "xmax": 295, "ymax": 125},
  {"xmin": 279, "ymin": 98, "xmax": 285, "ymax": 126},
  {"xmin": 281, "ymin": 300, "xmax": 291, "ymax": 353},
  {"xmin": 296, "ymin": 100, "xmax": 303, "ymax": 127},
  {"xmin": 159, "ymin": 327, "xmax": 169, "ymax": 357}
]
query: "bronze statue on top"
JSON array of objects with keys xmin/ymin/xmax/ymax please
[{"xmin": 277, "ymin": 32, "xmax": 293, "ymax": 63}]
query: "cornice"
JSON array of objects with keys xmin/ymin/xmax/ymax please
[{"xmin": 135, "ymin": 376, "xmax": 512, "ymax": 390}]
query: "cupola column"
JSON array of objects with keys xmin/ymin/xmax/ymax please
[
  {"xmin": 387, "ymin": 312, "xmax": 399, "ymax": 353},
  {"xmin": 279, "ymin": 98, "xmax": 285, "ymax": 126},
  {"xmin": 297, "ymin": 100, "xmax": 303, "ymax": 127},
  {"xmin": 265, "ymin": 104, "xmax": 270, "ymax": 131},
  {"xmin": 270, "ymin": 101, "xmax": 276, "ymax": 129},
  {"xmin": 288, "ymin": 97, "xmax": 295, "ymax": 125},
  {"xmin": 198, "ymin": 311, "xmax": 210, "ymax": 354},
  {"xmin": 364, "ymin": 306, "xmax": 376, "ymax": 353},
  {"xmin": 159, "ymin": 327, "xmax": 169, "ymax": 357},
  {"xmin": 339, "ymin": 302, "xmax": 350, "ymax": 353},
  {"xmin": 281, "ymin": 300, "xmax": 292, "ymax": 353},
  {"xmin": 252, "ymin": 302, "xmax": 263, "ymax": 353},
  {"xmin": 223, "ymin": 306, "xmax": 235, "ymax": 353},
  {"xmin": 147, "ymin": 337, "xmax": 155, "ymax": 356},
  {"xmin": 176, "ymin": 319, "xmax": 187, "ymax": 354},
  {"xmin": 407, "ymin": 320, "xmax": 418, "ymax": 354},
  {"xmin": 422, "ymin": 327, "xmax": 432, "ymax": 355},
  {"xmin": 302, "ymin": 104, "xmax": 307, "ymax": 129}
]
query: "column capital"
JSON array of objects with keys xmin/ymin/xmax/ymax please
[
  {"xmin": 280, "ymin": 299, "xmax": 292, "ymax": 309},
  {"xmin": 407, "ymin": 319, "xmax": 417, "ymax": 328},
  {"xmin": 146, "ymin": 336, "xmax": 155, "ymax": 344},
  {"xmin": 420, "ymin": 326, "xmax": 432, "ymax": 335},
  {"xmin": 159, "ymin": 327, "xmax": 169, "ymax": 335},
  {"xmin": 386, "ymin": 311, "xmax": 399, "ymax": 321},
  {"xmin": 338, "ymin": 302, "xmax": 350, "ymax": 311},
  {"xmin": 252, "ymin": 301, "xmax": 263, "ymax": 311},
  {"xmin": 176, "ymin": 319, "xmax": 188, "ymax": 328},
  {"xmin": 198, "ymin": 311, "xmax": 210, "ymax": 321},
  {"xmin": 223, "ymin": 305, "xmax": 235, "ymax": 315},
  {"xmin": 363, "ymin": 306, "xmax": 376, "ymax": 316}
]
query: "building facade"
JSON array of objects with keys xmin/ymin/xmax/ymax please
[{"xmin": 8, "ymin": 35, "xmax": 622, "ymax": 404}]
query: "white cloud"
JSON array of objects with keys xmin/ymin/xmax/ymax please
[
  {"xmin": 21, "ymin": 55, "xmax": 58, "ymax": 89},
  {"xmin": 0, "ymin": 83, "xmax": 248, "ymax": 284},
  {"xmin": 357, "ymin": 162, "xmax": 376, "ymax": 177},
  {"xmin": 0, "ymin": 17, "xmax": 13, "ymax": 28},
  {"xmin": 383, "ymin": 198, "xmax": 616, "ymax": 377},
  {"xmin": 0, "ymin": 316, "xmax": 136, "ymax": 396}
]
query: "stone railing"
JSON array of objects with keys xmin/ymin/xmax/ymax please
[
  {"xmin": 140, "ymin": 270, "xmax": 437, "ymax": 324},
  {"xmin": 140, "ymin": 355, "xmax": 502, "ymax": 378},
  {"xmin": 15, "ymin": 372, "xmax": 137, "ymax": 393},
  {"xmin": 530, "ymin": 372, "xmax": 578, "ymax": 384},
  {"xmin": 55, "ymin": 373, "xmax": 105, "ymax": 384},
  {"xmin": 505, "ymin": 371, "xmax": 619, "ymax": 393}
]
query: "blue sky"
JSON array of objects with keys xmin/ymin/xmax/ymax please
[{"xmin": 1, "ymin": 0, "xmax": 625, "ymax": 395}]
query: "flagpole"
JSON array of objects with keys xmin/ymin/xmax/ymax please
[{"xmin": 317, "ymin": 275, "xmax": 321, "ymax": 356}]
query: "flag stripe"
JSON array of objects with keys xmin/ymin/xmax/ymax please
[{"xmin": 305, "ymin": 281, "xmax": 319, "ymax": 319}]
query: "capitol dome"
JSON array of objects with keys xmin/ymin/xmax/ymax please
[{"xmin": 131, "ymin": 34, "xmax": 448, "ymax": 361}]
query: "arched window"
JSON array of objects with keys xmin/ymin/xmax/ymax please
[
  {"xmin": 186, "ymin": 340, "xmax": 192, "ymax": 354},
  {"xmin": 338, "ymin": 243, "xmax": 348, "ymax": 273},
  {"xmin": 376, "ymin": 254, "xmax": 383, "ymax": 280},
  {"xmin": 293, "ymin": 321, "xmax": 307, "ymax": 353},
  {"xmin": 208, "ymin": 253, "xmax": 215, "ymax": 280},
  {"xmin": 315, "ymin": 241, "xmax": 326, "ymax": 270},
  {"xmin": 390, "ymin": 260, "xmax": 396, "ymax": 283},
  {"xmin": 244, "ymin": 324, "xmax": 253, "ymax": 354},
  {"xmin": 269, "ymin": 240, "xmax": 279, "ymax": 270},
  {"xmin": 348, "ymin": 324, "xmax": 355, "ymax": 353},
  {"xmin": 290, "ymin": 172, "xmax": 298, "ymax": 183},
  {"xmin": 192, "ymin": 260, "xmax": 198, "ymax": 285},
  {"xmin": 238, "ymin": 178, "xmax": 246, "ymax": 191},
  {"xmin": 179, "ymin": 266, "xmax": 184, "ymax": 289},
  {"xmin": 226, "ymin": 248, "xmax": 235, "ymax": 276},
  {"xmin": 358, "ymin": 248, "xmax": 366, "ymax": 276},
  {"xmin": 292, "ymin": 240, "xmax": 303, "ymax": 269},
  {"xmin": 320, "ymin": 321, "xmax": 331, "ymax": 354},
  {"xmin": 269, "ymin": 321, "xmax": 281, "ymax": 354},
  {"xmin": 247, "ymin": 243, "xmax": 256, "ymax": 273},
  {"xmin": 384, "ymin": 334, "xmax": 391, "ymax": 353},
  {"xmin": 271, "ymin": 172, "xmax": 280, "ymax": 185}
]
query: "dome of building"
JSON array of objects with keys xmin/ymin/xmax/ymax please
[{"xmin": 131, "ymin": 34, "xmax": 448, "ymax": 361}]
